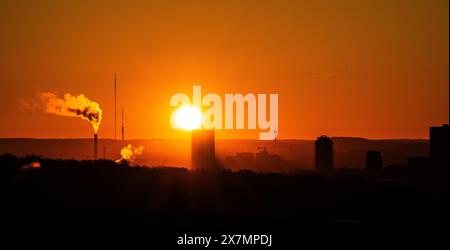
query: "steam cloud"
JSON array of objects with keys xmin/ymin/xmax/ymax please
[
  {"xmin": 39, "ymin": 92, "xmax": 102, "ymax": 133},
  {"xmin": 116, "ymin": 144, "xmax": 144, "ymax": 164}
]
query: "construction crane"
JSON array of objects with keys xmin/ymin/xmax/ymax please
[{"xmin": 257, "ymin": 143, "xmax": 294, "ymax": 153}]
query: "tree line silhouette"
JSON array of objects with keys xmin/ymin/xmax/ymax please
[{"xmin": 0, "ymin": 153, "xmax": 447, "ymax": 231}]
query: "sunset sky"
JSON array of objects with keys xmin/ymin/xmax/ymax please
[{"xmin": 0, "ymin": 0, "xmax": 448, "ymax": 139}]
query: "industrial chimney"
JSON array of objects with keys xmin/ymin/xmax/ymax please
[{"xmin": 94, "ymin": 133, "xmax": 98, "ymax": 160}]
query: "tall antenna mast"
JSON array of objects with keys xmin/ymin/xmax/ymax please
[
  {"xmin": 121, "ymin": 105, "xmax": 125, "ymax": 141},
  {"xmin": 114, "ymin": 73, "xmax": 117, "ymax": 140}
]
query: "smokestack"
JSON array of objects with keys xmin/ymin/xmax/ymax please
[
  {"xmin": 121, "ymin": 105, "xmax": 125, "ymax": 141},
  {"xmin": 94, "ymin": 133, "xmax": 98, "ymax": 160}
]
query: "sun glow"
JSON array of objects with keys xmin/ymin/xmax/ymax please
[{"xmin": 172, "ymin": 106, "xmax": 202, "ymax": 130}]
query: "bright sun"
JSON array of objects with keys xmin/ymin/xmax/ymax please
[{"xmin": 172, "ymin": 106, "xmax": 202, "ymax": 130}]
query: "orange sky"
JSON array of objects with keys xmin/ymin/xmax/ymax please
[{"xmin": 0, "ymin": 0, "xmax": 448, "ymax": 140}]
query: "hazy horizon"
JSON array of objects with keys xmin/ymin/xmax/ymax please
[{"xmin": 0, "ymin": 136, "xmax": 431, "ymax": 140}]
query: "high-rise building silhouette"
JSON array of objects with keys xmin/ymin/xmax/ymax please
[
  {"xmin": 408, "ymin": 156, "xmax": 429, "ymax": 169},
  {"xmin": 430, "ymin": 124, "xmax": 449, "ymax": 168},
  {"xmin": 225, "ymin": 152, "xmax": 254, "ymax": 169},
  {"xmin": 365, "ymin": 150, "xmax": 383, "ymax": 171},
  {"xmin": 315, "ymin": 136, "xmax": 334, "ymax": 171},
  {"xmin": 191, "ymin": 129, "xmax": 217, "ymax": 170},
  {"xmin": 255, "ymin": 148, "xmax": 280, "ymax": 172}
]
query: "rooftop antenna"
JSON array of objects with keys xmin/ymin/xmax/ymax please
[
  {"xmin": 114, "ymin": 73, "xmax": 117, "ymax": 140},
  {"xmin": 121, "ymin": 105, "xmax": 125, "ymax": 141}
]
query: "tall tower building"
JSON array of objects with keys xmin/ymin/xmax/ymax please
[
  {"xmin": 430, "ymin": 124, "xmax": 449, "ymax": 168},
  {"xmin": 365, "ymin": 150, "xmax": 383, "ymax": 171},
  {"xmin": 315, "ymin": 135, "xmax": 334, "ymax": 171},
  {"xmin": 191, "ymin": 129, "xmax": 217, "ymax": 170}
]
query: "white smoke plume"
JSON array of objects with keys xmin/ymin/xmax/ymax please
[
  {"xmin": 115, "ymin": 144, "xmax": 144, "ymax": 165},
  {"xmin": 39, "ymin": 92, "xmax": 102, "ymax": 133}
]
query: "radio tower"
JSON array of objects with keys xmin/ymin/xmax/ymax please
[
  {"xmin": 121, "ymin": 105, "xmax": 125, "ymax": 141},
  {"xmin": 114, "ymin": 73, "xmax": 117, "ymax": 140}
]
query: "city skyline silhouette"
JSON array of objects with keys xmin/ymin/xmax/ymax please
[{"xmin": 0, "ymin": 0, "xmax": 448, "ymax": 239}]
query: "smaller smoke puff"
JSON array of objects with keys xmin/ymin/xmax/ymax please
[
  {"xmin": 39, "ymin": 92, "xmax": 102, "ymax": 133},
  {"xmin": 116, "ymin": 144, "xmax": 144, "ymax": 164}
]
